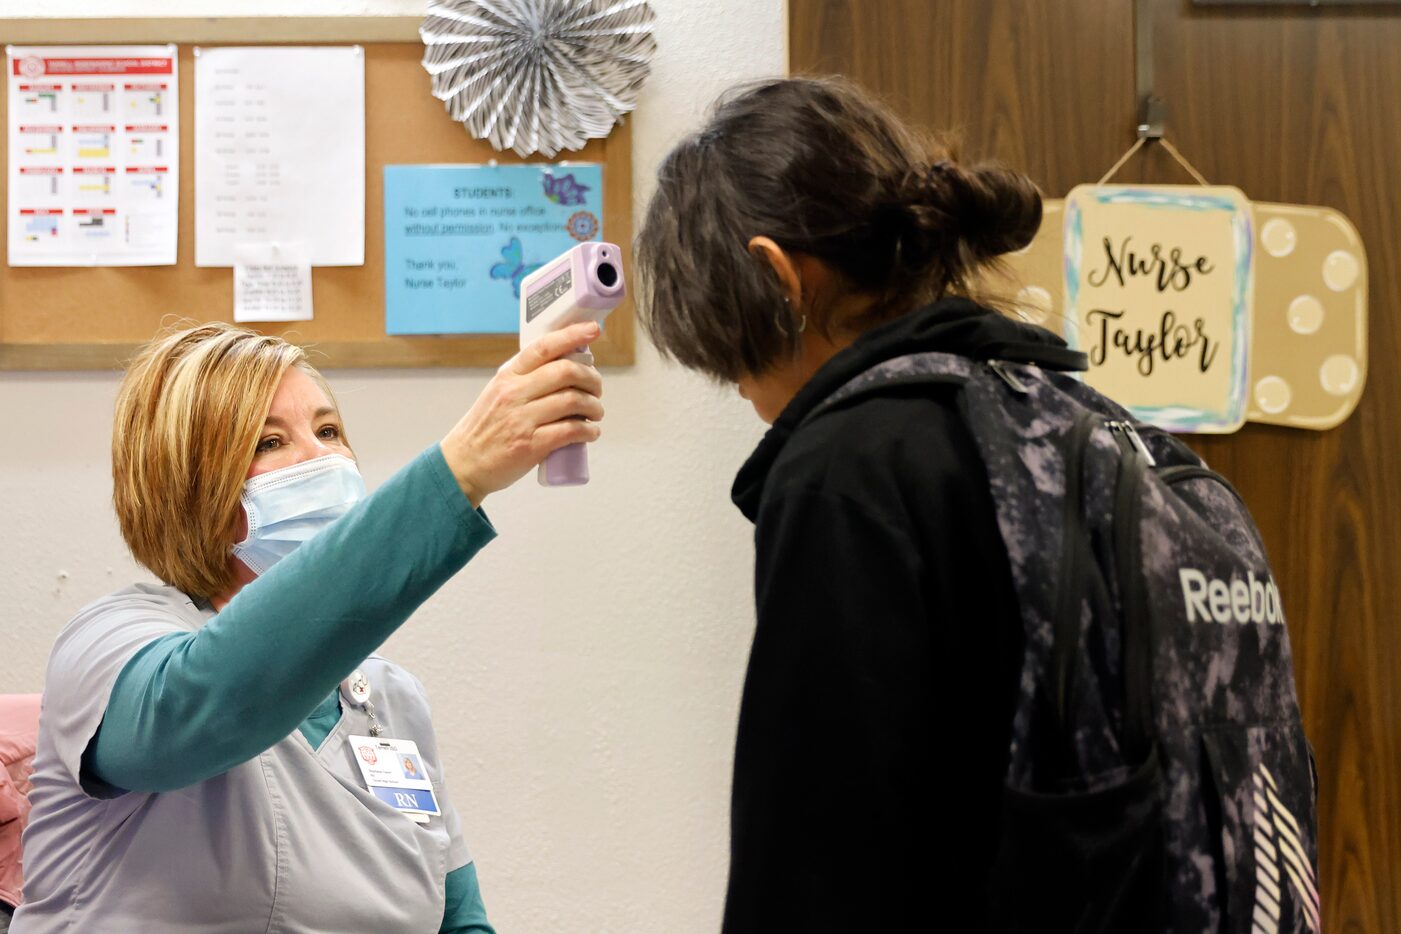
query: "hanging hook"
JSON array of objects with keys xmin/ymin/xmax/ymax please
[{"xmin": 1136, "ymin": 0, "xmax": 1166, "ymax": 140}]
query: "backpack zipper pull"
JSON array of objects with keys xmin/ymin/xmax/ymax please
[
  {"xmin": 987, "ymin": 359, "xmax": 1030, "ymax": 394},
  {"xmin": 1107, "ymin": 420, "xmax": 1157, "ymax": 467}
]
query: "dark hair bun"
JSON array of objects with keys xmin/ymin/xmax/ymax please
[{"xmin": 898, "ymin": 160, "xmax": 1043, "ymax": 264}]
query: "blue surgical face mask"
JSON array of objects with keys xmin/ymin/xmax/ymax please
[{"xmin": 232, "ymin": 453, "xmax": 366, "ymax": 576}]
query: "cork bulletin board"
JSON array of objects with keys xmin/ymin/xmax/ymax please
[{"xmin": 0, "ymin": 17, "xmax": 635, "ymax": 370}]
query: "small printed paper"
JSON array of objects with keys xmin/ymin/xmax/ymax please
[{"xmin": 234, "ymin": 241, "xmax": 312, "ymax": 322}]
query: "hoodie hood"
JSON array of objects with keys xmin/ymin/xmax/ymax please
[{"xmin": 731, "ymin": 297, "xmax": 1085, "ymax": 520}]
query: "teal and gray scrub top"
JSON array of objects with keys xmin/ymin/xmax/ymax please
[{"xmin": 13, "ymin": 446, "xmax": 496, "ymax": 933}]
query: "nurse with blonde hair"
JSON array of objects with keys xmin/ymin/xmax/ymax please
[{"xmin": 13, "ymin": 320, "xmax": 603, "ymax": 932}]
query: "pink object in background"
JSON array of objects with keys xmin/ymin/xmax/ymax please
[{"xmin": 0, "ymin": 694, "xmax": 41, "ymax": 910}]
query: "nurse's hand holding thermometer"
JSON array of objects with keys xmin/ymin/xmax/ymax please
[
  {"xmin": 439, "ymin": 319, "xmax": 604, "ymax": 507},
  {"xmin": 437, "ymin": 240, "xmax": 619, "ymax": 504},
  {"xmin": 439, "ymin": 242, "xmax": 622, "ymax": 504},
  {"xmin": 517, "ymin": 241, "xmax": 625, "ymax": 486}
]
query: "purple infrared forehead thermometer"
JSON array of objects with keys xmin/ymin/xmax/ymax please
[{"xmin": 518, "ymin": 241, "xmax": 625, "ymax": 486}]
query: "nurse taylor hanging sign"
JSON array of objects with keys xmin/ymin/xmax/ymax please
[
  {"xmin": 1064, "ymin": 185, "xmax": 1253, "ymax": 433},
  {"xmin": 1005, "ymin": 184, "xmax": 1368, "ymax": 433}
]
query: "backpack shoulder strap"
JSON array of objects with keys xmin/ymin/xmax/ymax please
[
  {"xmin": 801, "ymin": 351, "xmax": 974, "ymax": 430},
  {"xmin": 804, "ymin": 339, "xmax": 1088, "ymax": 426}
]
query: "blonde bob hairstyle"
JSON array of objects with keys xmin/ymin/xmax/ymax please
[{"xmin": 112, "ymin": 322, "xmax": 344, "ymax": 600}]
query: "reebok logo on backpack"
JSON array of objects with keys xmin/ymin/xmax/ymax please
[{"xmin": 1179, "ymin": 569, "xmax": 1286, "ymax": 626}]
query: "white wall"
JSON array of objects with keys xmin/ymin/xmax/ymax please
[{"xmin": 0, "ymin": 3, "xmax": 785, "ymax": 931}]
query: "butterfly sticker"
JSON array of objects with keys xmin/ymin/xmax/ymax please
[
  {"xmin": 489, "ymin": 236, "xmax": 543, "ymax": 298},
  {"xmin": 542, "ymin": 172, "xmax": 590, "ymax": 206}
]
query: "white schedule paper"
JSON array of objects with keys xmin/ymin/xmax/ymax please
[
  {"xmin": 195, "ymin": 46, "xmax": 365, "ymax": 267},
  {"xmin": 6, "ymin": 44, "xmax": 179, "ymax": 266}
]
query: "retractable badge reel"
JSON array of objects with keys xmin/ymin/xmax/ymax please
[{"xmin": 341, "ymin": 668, "xmax": 382, "ymax": 736}]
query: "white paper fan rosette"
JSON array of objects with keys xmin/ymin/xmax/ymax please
[{"xmin": 421, "ymin": 0, "xmax": 658, "ymax": 158}]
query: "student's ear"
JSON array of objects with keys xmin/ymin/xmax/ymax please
[{"xmin": 748, "ymin": 236, "xmax": 802, "ymax": 305}]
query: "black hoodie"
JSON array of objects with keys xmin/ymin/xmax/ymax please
[{"xmin": 721, "ymin": 299, "xmax": 1077, "ymax": 933}]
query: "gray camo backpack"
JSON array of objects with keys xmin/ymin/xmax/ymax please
[{"xmin": 816, "ymin": 347, "xmax": 1321, "ymax": 933}]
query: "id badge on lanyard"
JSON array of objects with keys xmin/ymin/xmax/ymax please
[{"xmin": 340, "ymin": 668, "xmax": 439, "ymax": 824}]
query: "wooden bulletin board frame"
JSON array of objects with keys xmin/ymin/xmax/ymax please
[{"xmin": 0, "ymin": 16, "xmax": 635, "ymax": 370}]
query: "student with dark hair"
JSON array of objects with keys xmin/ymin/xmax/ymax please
[
  {"xmin": 635, "ymin": 76, "xmax": 1319, "ymax": 933},
  {"xmin": 637, "ymin": 75, "xmax": 1041, "ymax": 932}
]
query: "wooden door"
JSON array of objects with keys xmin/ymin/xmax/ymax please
[{"xmin": 791, "ymin": 1, "xmax": 1400, "ymax": 928}]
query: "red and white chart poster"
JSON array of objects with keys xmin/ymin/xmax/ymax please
[{"xmin": 6, "ymin": 45, "xmax": 178, "ymax": 266}]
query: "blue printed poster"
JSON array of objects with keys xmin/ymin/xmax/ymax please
[{"xmin": 383, "ymin": 163, "xmax": 604, "ymax": 334}]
